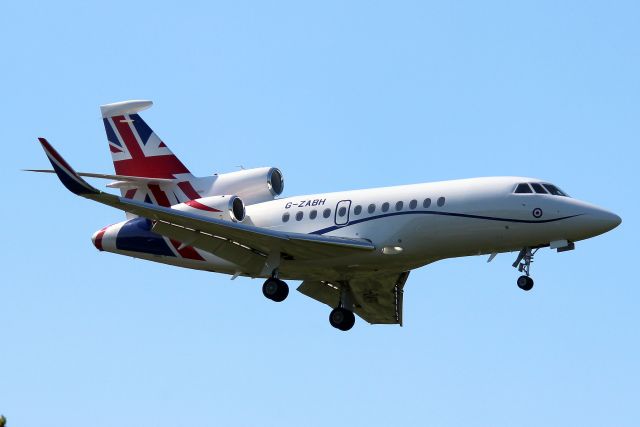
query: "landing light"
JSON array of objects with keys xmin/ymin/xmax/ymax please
[{"xmin": 382, "ymin": 246, "xmax": 403, "ymax": 255}]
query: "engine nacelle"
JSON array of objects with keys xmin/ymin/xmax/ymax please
[
  {"xmin": 208, "ymin": 167, "xmax": 284, "ymax": 205},
  {"xmin": 173, "ymin": 195, "xmax": 245, "ymax": 222}
]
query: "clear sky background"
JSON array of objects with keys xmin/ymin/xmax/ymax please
[{"xmin": 1, "ymin": 1, "xmax": 638, "ymax": 426}]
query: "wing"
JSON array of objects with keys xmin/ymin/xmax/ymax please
[
  {"xmin": 35, "ymin": 138, "xmax": 376, "ymax": 271},
  {"xmin": 297, "ymin": 271, "xmax": 410, "ymax": 325}
]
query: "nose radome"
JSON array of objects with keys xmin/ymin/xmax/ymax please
[
  {"xmin": 608, "ymin": 212, "xmax": 622, "ymax": 228},
  {"xmin": 591, "ymin": 208, "xmax": 621, "ymax": 234}
]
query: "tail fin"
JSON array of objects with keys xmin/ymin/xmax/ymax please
[
  {"xmin": 101, "ymin": 100, "xmax": 191, "ymax": 179},
  {"xmin": 100, "ymin": 100, "xmax": 201, "ymax": 210}
]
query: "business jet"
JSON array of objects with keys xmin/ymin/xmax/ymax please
[{"xmin": 31, "ymin": 100, "xmax": 621, "ymax": 331}]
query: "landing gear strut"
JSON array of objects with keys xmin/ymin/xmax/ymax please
[
  {"xmin": 262, "ymin": 271, "xmax": 289, "ymax": 302},
  {"xmin": 329, "ymin": 284, "xmax": 356, "ymax": 331},
  {"xmin": 513, "ymin": 247, "xmax": 538, "ymax": 291}
]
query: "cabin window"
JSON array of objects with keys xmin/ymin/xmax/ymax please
[
  {"xmin": 323, "ymin": 208, "xmax": 331, "ymax": 218},
  {"xmin": 382, "ymin": 202, "xmax": 390, "ymax": 212},
  {"xmin": 437, "ymin": 197, "xmax": 445, "ymax": 207},
  {"xmin": 543, "ymin": 184, "xmax": 568, "ymax": 196},
  {"xmin": 368, "ymin": 204, "xmax": 376, "ymax": 214},
  {"xmin": 354, "ymin": 205, "xmax": 362, "ymax": 215},
  {"xmin": 530, "ymin": 183, "xmax": 548, "ymax": 194},
  {"xmin": 296, "ymin": 211, "xmax": 303, "ymax": 221},
  {"xmin": 282, "ymin": 212, "xmax": 290, "ymax": 222},
  {"xmin": 409, "ymin": 199, "xmax": 417, "ymax": 209},
  {"xmin": 338, "ymin": 206, "xmax": 347, "ymax": 217},
  {"xmin": 423, "ymin": 198, "xmax": 431, "ymax": 208},
  {"xmin": 395, "ymin": 201, "xmax": 404, "ymax": 211},
  {"xmin": 310, "ymin": 210, "xmax": 318, "ymax": 219},
  {"xmin": 514, "ymin": 183, "xmax": 533, "ymax": 194}
]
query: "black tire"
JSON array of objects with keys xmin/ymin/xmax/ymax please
[
  {"xmin": 341, "ymin": 310, "xmax": 355, "ymax": 331},
  {"xmin": 262, "ymin": 278, "xmax": 289, "ymax": 302},
  {"xmin": 329, "ymin": 308, "xmax": 356, "ymax": 331},
  {"xmin": 272, "ymin": 279, "xmax": 289, "ymax": 302},
  {"xmin": 517, "ymin": 275, "xmax": 534, "ymax": 291},
  {"xmin": 262, "ymin": 278, "xmax": 278, "ymax": 299}
]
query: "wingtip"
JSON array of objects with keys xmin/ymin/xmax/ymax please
[
  {"xmin": 37, "ymin": 137, "xmax": 50, "ymax": 149},
  {"xmin": 36, "ymin": 138, "xmax": 99, "ymax": 196}
]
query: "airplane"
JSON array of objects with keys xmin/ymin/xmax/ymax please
[{"xmin": 31, "ymin": 100, "xmax": 621, "ymax": 331}]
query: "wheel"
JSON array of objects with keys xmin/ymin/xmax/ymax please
[
  {"xmin": 329, "ymin": 308, "xmax": 356, "ymax": 331},
  {"xmin": 517, "ymin": 275, "xmax": 534, "ymax": 291},
  {"xmin": 262, "ymin": 278, "xmax": 289, "ymax": 302}
]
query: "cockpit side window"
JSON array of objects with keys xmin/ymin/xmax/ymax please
[
  {"xmin": 543, "ymin": 184, "xmax": 568, "ymax": 196},
  {"xmin": 514, "ymin": 183, "xmax": 533, "ymax": 194},
  {"xmin": 530, "ymin": 183, "xmax": 548, "ymax": 194}
]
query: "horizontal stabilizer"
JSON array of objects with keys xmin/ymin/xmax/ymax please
[{"xmin": 25, "ymin": 169, "xmax": 176, "ymax": 185}]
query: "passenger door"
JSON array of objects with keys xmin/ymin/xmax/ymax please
[{"xmin": 334, "ymin": 200, "xmax": 352, "ymax": 226}]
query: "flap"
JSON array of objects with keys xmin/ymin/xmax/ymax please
[{"xmin": 298, "ymin": 271, "xmax": 409, "ymax": 325}]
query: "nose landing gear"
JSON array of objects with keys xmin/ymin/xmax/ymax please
[
  {"xmin": 516, "ymin": 275, "xmax": 534, "ymax": 291},
  {"xmin": 513, "ymin": 247, "xmax": 538, "ymax": 291}
]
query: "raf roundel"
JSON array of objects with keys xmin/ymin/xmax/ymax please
[{"xmin": 532, "ymin": 208, "xmax": 543, "ymax": 218}]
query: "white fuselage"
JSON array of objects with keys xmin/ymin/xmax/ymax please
[{"xmin": 96, "ymin": 176, "xmax": 620, "ymax": 282}]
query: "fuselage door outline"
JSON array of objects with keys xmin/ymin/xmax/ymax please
[{"xmin": 335, "ymin": 199, "xmax": 352, "ymax": 226}]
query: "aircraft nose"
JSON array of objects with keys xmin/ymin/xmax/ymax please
[{"xmin": 586, "ymin": 207, "xmax": 621, "ymax": 236}]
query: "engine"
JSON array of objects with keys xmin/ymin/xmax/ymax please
[
  {"xmin": 173, "ymin": 195, "xmax": 246, "ymax": 222},
  {"xmin": 208, "ymin": 167, "xmax": 284, "ymax": 205}
]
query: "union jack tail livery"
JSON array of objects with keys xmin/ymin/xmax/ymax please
[{"xmin": 100, "ymin": 100, "xmax": 201, "ymax": 208}]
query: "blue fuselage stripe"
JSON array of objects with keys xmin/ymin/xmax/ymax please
[
  {"xmin": 310, "ymin": 210, "xmax": 582, "ymax": 235},
  {"xmin": 116, "ymin": 217, "xmax": 176, "ymax": 257}
]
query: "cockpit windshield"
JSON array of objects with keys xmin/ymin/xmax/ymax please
[
  {"xmin": 513, "ymin": 182, "xmax": 569, "ymax": 197},
  {"xmin": 514, "ymin": 183, "xmax": 533, "ymax": 193},
  {"xmin": 530, "ymin": 183, "xmax": 547, "ymax": 194},
  {"xmin": 542, "ymin": 183, "xmax": 568, "ymax": 196}
]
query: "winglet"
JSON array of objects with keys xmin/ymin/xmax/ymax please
[{"xmin": 37, "ymin": 138, "xmax": 99, "ymax": 196}]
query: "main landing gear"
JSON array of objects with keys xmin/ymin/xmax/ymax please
[
  {"xmin": 512, "ymin": 247, "xmax": 538, "ymax": 291},
  {"xmin": 329, "ymin": 308, "xmax": 355, "ymax": 331},
  {"xmin": 329, "ymin": 284, "xmax": 356, "ymax": 331},
  {"xmin": 262, "ymin": 272, "xmax": 289, "ymax": 302}
]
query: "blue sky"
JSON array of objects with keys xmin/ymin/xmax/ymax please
[{"xmin": 1, "ymin": 1, "xmax": 638, "ymax": 426}]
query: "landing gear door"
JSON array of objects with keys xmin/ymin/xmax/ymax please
[{"xmin": 334, "ymin": 200, "xmax": 351, "ymax": 226}]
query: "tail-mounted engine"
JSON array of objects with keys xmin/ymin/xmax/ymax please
[
  {"xmin": 173, "ymin": 195, "xmax": 245, "ymax": 222},
  {"xmin": 208, "ymin": 167, "xmax": 284, "ymax": 205}
]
